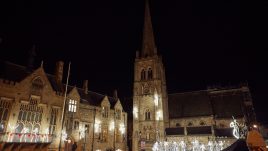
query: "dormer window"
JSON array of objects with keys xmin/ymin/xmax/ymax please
[{"xmin": 68, "ymin": 99, "xmax": 77, "ymax": 112}]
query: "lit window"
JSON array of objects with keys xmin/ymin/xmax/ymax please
[
  {"xmin": 69, "ymin": 99, "xmax": 77, "ymax": 112},
  {"xmin": 102, "ymin": 106, "xmax": 109, "ymax": 118}
]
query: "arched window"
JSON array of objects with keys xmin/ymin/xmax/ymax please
[
  {"xmin": 145, "ymin": 109, "xmax": 150, "ymax": 120},
  {"xmin": 15, "ymin": 123, "xmax": 24, "ymax": 133},
  {"xmin": 148, "ymin": 68, "xmax": 153, "ymax": 79},
  {"xmin": 141, "ymin": 69, "xmax": 146, "ymax": 80},
  {"xmin": 200, "ymin": 121, "xmax": 206, "ymax": 126},
  {"xmin": 187, "ymin": 122, "xmax": 193, "ymax": 127},
  {"xmin": 146, "ymin": 132, "xmax": 150, "ymax": 140},
  {"xmin": 25, "ymin": 123, "xmax": 32, "ymax": 133},
  {"xmin": 33, "ymin": 124, "xmax": 40, "ymax": 134}
]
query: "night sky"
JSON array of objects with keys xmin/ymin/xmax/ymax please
[{"xmin": 0, "ymin": 0, "xmax": 267, "ymax": 123}]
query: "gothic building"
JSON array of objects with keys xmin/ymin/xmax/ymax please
[
  {"xmin": 0, "ymin": 60, "xmax": 128, "ymax": 151},
  {"xmin": 132, "ymin": 0, "xmax": 256, "ymax": 150}
]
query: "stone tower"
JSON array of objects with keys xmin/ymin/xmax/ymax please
[{"xmin": 132, "ymin": 0, "xmax": 168, "ymax": 150}]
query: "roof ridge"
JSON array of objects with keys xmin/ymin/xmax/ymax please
[
  {"xmin": 3, "ymin": 60, "xmax": 27, "ymax": 69},
  {"xmin": 76, "ymin": 86, "xmax": 114, "ymax": 98},
  {"xmin": 168, "ymin": 90, "xmax": 208, "ymax": 95}
]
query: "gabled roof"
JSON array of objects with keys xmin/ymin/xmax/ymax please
[
  {"xmin": 76, "ymin": 87, "xmax": 118, "ymax": 108},
  {"xmin": 0, "ymin": 60, "xmax": 63, "ymax": 92},
  {"xmin": 0, "ymin": 60, "xmax": 30, "ymax": 82},
  {"xmin": 168, "ymin": 88, "xmax": 245, "ymax": 119},
  {"xmin": 168, "ymin": 91, "xmax": 213, "ymax": 118}
]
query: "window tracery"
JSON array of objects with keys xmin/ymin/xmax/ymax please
[{"xmin": 0, "ymin": 99, "xmax": 11, "ymax": 132}]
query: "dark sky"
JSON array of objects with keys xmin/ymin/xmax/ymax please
[{"xmin": 0, "ymin": 0, "xmax": 267, "ymax": 123}]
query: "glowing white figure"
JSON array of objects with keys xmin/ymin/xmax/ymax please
[
  {"xmin": 208, "ymin": 141, "xmax": 214, "ymax": 151},
  {"xmin": 152, "ymin": 140, "xmax": 229, "ymax": 151},
  {"xmin": 191, "ymin": 139, "xmax": 200, "ymax": 151},
  {"xmin": 7, "ymin": 123, "xmax": 19, "ymax": 142},
  {"xmin": 200, "ymin": 144, "xmax": 206, "ymax": 151},
  {"xmin": 179, "ymin": 141, "xmax": 186, "ymax": 151},
  {"xmin": 20, "ymin": 127, "xmax": 29, "ymax": 142},
  {"xmin": 31, "ymin": 127, "xmax": 39, "ymax": 142},
  {"xmin": 152, "ymin": 142, "xmax": 159, "ymax": 151},
  {"xmin": 230, "ymin": 120, "xmax": 240, "ymax": 139},
  {"xmin": 219, "ymin": 141, "xmax": 224, "ymax": 150},
  {"xmin": 43, "ymin": 128, "xmax": 49, "ymax": 142}
]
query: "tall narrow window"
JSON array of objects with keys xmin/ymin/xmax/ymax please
[
  {"xmin": 49, "ymin": 108, "xmax": 58, "ymax": 135},
  {"xmin": 115, "ymin": 109, "xmax": 121, "ymax": 120},
  {"xmin": 141, "ymin": 69, "xmax": 146, "ymax": 80},
  {"xmin": 146, "ymin": 132, "xmax": 150, "ymax": 140},
  {"xmin": 68, "ymin": 99, "xmax": 77, "ymax": 112},
  {"xmin": 0, "ymin": 99, "xmax": 11, "ymax": 132},
  {"xmin": 148, "ymin": 68, "xmax": 153, "ymax": 79},
  {"xmin": 102, "ymin": 106, "xmax": 109, "ymax": 118},
  {"xmin": 145, "ymin": 109, "xmax": 150, "ymax": 120}
]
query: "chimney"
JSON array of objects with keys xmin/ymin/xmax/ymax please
[
  {"xmin": 113, "ymin": 89, "xmax": 118, "ymax": 100},
  {"xmin": 83, "ymin": 80, "xmax": 88, "ymax": 94},
  {"xmin": 55, "ymin": 61, "xmax": 64, "ymax": 84}
]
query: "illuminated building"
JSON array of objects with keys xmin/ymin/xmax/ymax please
[
  {"xmin": 132, "ymin": 0, "xmax": 256, "ymax": 150},
  {"xmin": 0, "ymin": 60, "xmax": 128, "ymax": 151}
]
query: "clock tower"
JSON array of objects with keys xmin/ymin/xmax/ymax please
[{"xmin": 132, "ymin": 0, "xmax": 169, "ymax": 150}]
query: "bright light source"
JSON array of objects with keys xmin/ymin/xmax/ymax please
[
  {"xmin": 109, "ymin": 121, "xmax": 115, "ymax": 131},
  {"xmin": 154, "ymin": 93, "xmax": 158, "ymax": 106},
  {"xmin": 156, "ymin": 110, "xmax": 162, "ymax": 120},
  {"xmin": 119, "ymin": 124, "xmax": 125, "ymax": 134},
  {"xmin": 94, "ymin": 120, "xmax": 101, "ymax": 133},
  {"xmin": 253, "ymin": 124, "xmax": 258, "ymax": 128},
  {"xmin": 133, "ymin": 107, "xmax": 138, "ymax": 119},
  {"xmin": 266, "ymin": 145, "xmax": 268, "ymax": 149}
]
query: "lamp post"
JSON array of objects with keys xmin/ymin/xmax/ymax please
[
  {"xmin": 91, "ymin": 108, "xmax": 96, "ymax": 151},
  {"xmin": 114, "ymin": 110, "xmax": 116, "ymax": 151}
]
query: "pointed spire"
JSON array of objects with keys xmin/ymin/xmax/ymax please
[
  {"xmin": 40, "ymin": 60, "xmax": 43, "ymax": 67},
  {"xmin": 141, "ymin": 0, "xmax": 157, "ymax": 57}
]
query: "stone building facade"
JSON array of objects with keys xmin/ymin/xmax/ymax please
[
  {"xmin": 0, "ymin": 60, "xmax": 128, "ymax": 151},
  {"xmin": 132, "ymin": 0, "xmax": 256, "ymax": 150}
]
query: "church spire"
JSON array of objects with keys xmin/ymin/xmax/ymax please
[{"xmin": 141, "ymin": 0, "xmax": 157, "ymax": 57}]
